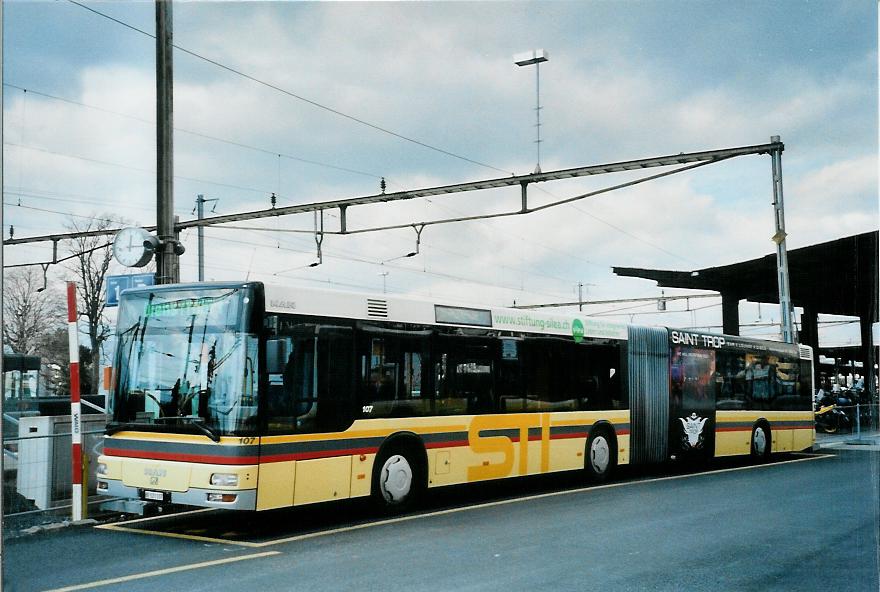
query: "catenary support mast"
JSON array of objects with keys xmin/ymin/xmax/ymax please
[{"xmin": 770, "ymin": 136, "xmax": 795, "ymax": 343}]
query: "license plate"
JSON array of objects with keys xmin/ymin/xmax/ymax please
[{"xmin": 143, "ymin": 490, "xmax": 165, "ymax": 501}]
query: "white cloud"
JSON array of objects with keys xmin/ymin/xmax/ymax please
[{"xmin": 3, "ymin": 1, "xmax": 876, "ymax": 340}]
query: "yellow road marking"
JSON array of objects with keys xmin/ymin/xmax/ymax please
[
  {"xmin": 96, "ymin": 523, "xmax": 262, "ymax": 547},
  {"xmin": 41, "ymin": 551, "xmax": 281, "ymax": 592},
  {"xmin": 96, "ymin": 507, "xmax": 214, "ymax": 527}
]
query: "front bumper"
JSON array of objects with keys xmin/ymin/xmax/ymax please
[{"xmin": 100, "ymin": 478, "xmax": 257, "ymax": 511}]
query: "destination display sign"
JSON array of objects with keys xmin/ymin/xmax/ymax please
[{"xmin": 435, "ymin": 305, "xmax": 493, "ymax": 327}]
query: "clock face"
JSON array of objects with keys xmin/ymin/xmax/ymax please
[{"xmin": 113, "ymin": 227, "xmax": 154, "ymax": 268}]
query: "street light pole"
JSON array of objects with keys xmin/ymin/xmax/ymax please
[{"xmin": 515, "ymin": 49, "xmax": 549, "ymax": 174}]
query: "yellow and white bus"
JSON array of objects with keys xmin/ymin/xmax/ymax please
[{"xmin": 97, "ymin": 282, "xmax": 814, "ymax": 511}]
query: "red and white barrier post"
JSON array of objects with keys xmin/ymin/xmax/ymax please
[{"xmin": 67, "ymin": 282, "xmax": 84, "ymax": 521}]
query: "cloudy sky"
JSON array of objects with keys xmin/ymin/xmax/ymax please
[{"xmin": 3, "ymin": 1, "xmax": 877, "ymax": 346}]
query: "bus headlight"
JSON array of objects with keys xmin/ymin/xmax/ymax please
[
  {"xmin": 97, "ymin": 462, "xmax": 108, "ymax": 476},
  {"xmin": 210, "ymin": 473, "xmax": 239, "ymax": 487}
]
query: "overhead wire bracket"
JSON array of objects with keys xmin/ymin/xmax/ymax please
[
  {"xmin": 310, "ymin": 210, "xmax": 324, "ymax": 267},
  {"xmin": 520, "ymin": 181, "xmax": 529, "ymax": 213},
  {"xmin": 408, "ymin": 224, "xmax": 425, "ymax": 257}
]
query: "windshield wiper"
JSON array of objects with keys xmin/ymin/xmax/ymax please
[
  {"xmin": 153, "ymin": 416, "xmax": 222, "ymax": 443},
  {"xmin": 187, "ymin": 419, "xmax": 221, "ymax": 443}
]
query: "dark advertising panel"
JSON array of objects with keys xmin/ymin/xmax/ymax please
[{"xmin": 669, "ymin": 342, "xmax": 716, "ymax": 461}]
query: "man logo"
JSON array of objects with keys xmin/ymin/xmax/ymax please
[{"xmin": 679, "ymin": 413, "xmax": 708, "ymax": 449}]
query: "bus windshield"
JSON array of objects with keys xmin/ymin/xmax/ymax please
[{"xmin": 110, "ymin": 286, "xmax": 259, "ymax": 437}]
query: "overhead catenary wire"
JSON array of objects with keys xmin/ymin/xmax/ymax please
[
  {"xmin": 4, "ymin": 74, "xmax": 781, "ymax": 306},
  {"xmin": 4, "ymin": 196, "xmax": 576, "ymax": 300},
  {"xmin": 183, "ymin": 256, "xmax": 546, "ymax": 309},
  {"xmin": 683, "ymin": 319, "xmax": 860, "ymax": 331},
  {"xmin": 591, "ymin": 301, "xmax": 723, "ymax": 317},
  {"xmin": 6, "ymin": 176, "xmax": 611, "ymax": 290},
  {"xmin": 13, "ymin": 6, "xmax": 788, "ymax": 308},
  {"xmin": 204, "ymin": 220, "xmax": 606, "ymax": 283},
  {"xmin": 196, "ymin": 232, "xmax": 574, "ymax": 300},
  {"xmin": 186, "ymin": 223, "xmax": 566, "ymax": 299},
  {"xmin": 64, "ymin": 0, "xmax": 512, "ymax": 176},
  {"xmin": 195, "ymin": 156, "xmax": 728, "ymax": 238},
  {"xmin": 4, "ymin": 142, "xmax": 281, "ymax": 197},
  {"xmin": 5, "ymin": 81, "xmax": 776, "ymax": 278},
  {"xmin": 3, "ymin": 83, "xmax": 383, "ymax": 183},
  {"xmin": 532, "ymin": 185, "xmax": 698, "ymax": 266},
  {"xmin": 163, "ymin": 157, "xmax": 718, "ymax": 290},
  {"xmin": 2, "ymin": 202, "xmax": 126, "ymax": 227},
  {"xmin": 3, "ymin": 241, "xmax": 113, "ymax": 270},
  {"xmin": 3, "ymin": 146, "xmax": 761, "ymax": 249},
  {"xmin": 190, "ymin": 200, "xmax": 586, "ymax": 294},
  {"xmin": 4, "ymin": 188, "xmax": 189, "ymax": 217},
  {"xmin": 2, "ymin": 82, "xmax": 691, "ymax": 270},
  {"xmin": 420, "ymin": 197, "xmax": 606, "ymax": 270},
  {"xmin": 198, "ymin": 227, "xmax": 574, "ymax": 300}
]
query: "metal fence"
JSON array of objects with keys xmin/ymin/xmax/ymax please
[
  {"xmin": 822, "ymin": 400, "xmax": 879, "ymax": 435},
  {"xmin": 3, "ymin": 414, "xmax": 109, "ymax": 517}
]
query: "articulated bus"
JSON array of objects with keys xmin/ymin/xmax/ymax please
[{"xmin": 97, "ymin": 282, "xmax": 815, "ymax": 511}]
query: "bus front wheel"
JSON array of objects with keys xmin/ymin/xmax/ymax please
[
  {"xmin": 585, "ymin": 428, "xmax": 617, "ymax": 483},
  {"xmin": 371, "ymin": 446, "xmax": 424, "ymax": 513}
]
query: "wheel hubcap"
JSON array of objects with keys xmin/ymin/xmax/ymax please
[
  {"xmin": 380, "ymin": 454, "xmax": 412, "ymax": 503},
  {"xmin": 590, "ymin": 436, "xmax": 610, "ymax": 473},
  {"xmin": 754, "ymin": 428, "xmax": 767, "ymax": 455}
]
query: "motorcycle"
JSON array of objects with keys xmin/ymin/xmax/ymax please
[{"xmin": 814, "ymin": 391, "xmax": 851, "ymax": 434}]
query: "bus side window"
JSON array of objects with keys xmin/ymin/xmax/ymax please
[
  {"xmin": 434, "ymin": 338, "xmax": 494, "ymax": 415},
  {"xmin": 359, "ymin": 337, "xmax": 397, "ymax": 416},
  {"xmin": 358, "ymin": 332, "xmax": 432, "ymax": 418},
  {"xmin": 264, "ymin": 325, "xmax": 317, "ymax": 435},
  {"xmin": 316, "ymin": 326, "xmax": 355, "ymax": 432},
  {"xmin": 266, "ymin": 338, "xmax": 296, "ymax": 433},
  {"xmin": 456, "ymin": 358, "xmax": 494, "ymax": 414},
  {"xmin": 497, "ymin": 339, "xmax": 524, "ymax": 413},
  {"xmin": 284, "ymin": 334, "xmax": 316, "ymax": 432}
]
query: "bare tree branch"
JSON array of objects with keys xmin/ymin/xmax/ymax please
[
  {"xmin": 64, "ymin": 215, "xmax": 120, "ymax": 391},
  {"xmin": 2, "ymin": 267, "xmax": 65, "ymax": 354}
]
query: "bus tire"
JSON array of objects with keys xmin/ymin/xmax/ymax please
[
  {"xmin": 750, "ymin": 422, "xmax": 771, "ymax": 462},
  {"xmin": 371, "ymin": 443, "xmax": 425, "ymax": 513},
  {"xmin": 584, "ymin": 426, "xmax": 617, "ymax": 483}
]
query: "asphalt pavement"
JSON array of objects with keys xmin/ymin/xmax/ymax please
[{"xmin": 4, "ymin": 446, "xmax": 878, "ymax": 592}]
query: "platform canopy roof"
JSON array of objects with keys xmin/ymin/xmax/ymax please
[{"xmin": 614, "ymin": 230, "xmax": 878, "ymax": 321}]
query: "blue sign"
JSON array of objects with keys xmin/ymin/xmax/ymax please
[{"xmin": 106, "ymin": 273, "xmax": 155, "ymax": 307}]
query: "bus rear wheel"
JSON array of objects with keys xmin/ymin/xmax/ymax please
[
  {"xmin": 585, "ymin": 428, "xmax": 617, "ymax": 483},
  {"xmin": 371, "ymin": 447, "xmax": 424, "ymax": 513},
  {"xmin": 750, "ymin": 424, "xmax": 771, "ymax": 462}
]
